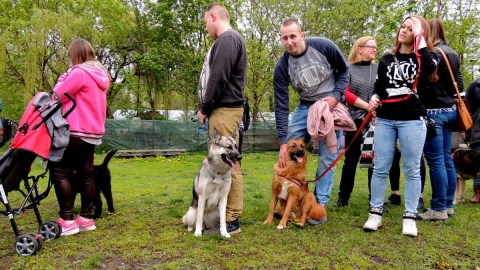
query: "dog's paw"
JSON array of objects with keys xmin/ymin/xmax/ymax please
[
  {"xmin": 187, "ymin": 226, "xmax": 194, "ymax": 232},
  {"xmin": 264, "ymin": 219, "xmax": 272, "ymax": 224},
  {"xmin": 221, "ymin": 232, "xmax": 231, "ymax": 238},
  {"xmin": 295, "ymin": 222, "xmax": 305, "ymax": 228},
  {"xmin": 194, "ymin": 230, "xmax": 203, "ymax": 237},
  {"xmin": 276, "ymin": 225, "xmax": 285, "ymax": 230}
]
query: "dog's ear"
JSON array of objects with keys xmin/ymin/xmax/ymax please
[
  {"xmin": 232, "ymin": 128, "xmax": 237, "ymax": 140},
  {"xmin": 213, "ymin": 127, "xmax": 221, "ymax": 142}
]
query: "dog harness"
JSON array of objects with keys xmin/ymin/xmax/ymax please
[{"xmin": 277, "ymin": 174, "xmax": 304, "ymax": 189}]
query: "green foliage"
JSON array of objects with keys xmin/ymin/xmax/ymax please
[{"xmin": 0, "ymin": 0, "xmax": 479, "ymax": 120}]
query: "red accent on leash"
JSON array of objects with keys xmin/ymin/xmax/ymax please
[
  {"xmin": 307, "ymin": 30, "xmax": 424, "ymax": 183},
  {"xmin": 307, "ymin": 111, "xmax": 373, "ymax": 183}
]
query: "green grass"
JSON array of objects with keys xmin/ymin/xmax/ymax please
[{"xmin": 1, "ymin": 151, "xmax": 479, "ymax": 269}]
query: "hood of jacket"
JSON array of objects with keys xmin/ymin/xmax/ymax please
[{"xmin": 73, "ymin": 61, "xmax": 110, "ymax": 91}]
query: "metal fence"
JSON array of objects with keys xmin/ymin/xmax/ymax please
[{"xmin": 101, "ymin": 119, "xmax": 280, "ymax": 152}]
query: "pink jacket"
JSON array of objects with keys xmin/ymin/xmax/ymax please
[
  {"xmin": 53, "ymin": 62, "xmax": 110, "ymax": 139},
  {"xmin": 307, "ymin": 100, "xmax": 356, "ymax": 153}
]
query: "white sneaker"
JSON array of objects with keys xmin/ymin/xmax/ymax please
[
  {"xmin": 402, "ymin": 213, "xmax": 418, "ymax": 237},
  {"xmin": 363, "ymin": 208, "xmax": 383, "ymax": 231}
]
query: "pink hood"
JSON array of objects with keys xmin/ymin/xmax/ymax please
[{"xmin": 53, "ymin": 61, "xmax": 110, "ymax": 139}]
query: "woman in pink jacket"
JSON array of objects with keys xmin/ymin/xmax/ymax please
[{"xmin": 51, "ymin": 38, "xmax": 110, "ymax": 236}]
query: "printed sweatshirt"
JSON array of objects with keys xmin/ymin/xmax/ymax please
[
  {"xmin": 197, "ymin": 29, "xmax": 247, "ymax": 116},
  {"xmin": 53, "ymin": 61, "xmax": 110, "ymax": 139},
  {"xmin": 373, "ymin": 48, "xmax": 437, "ymax": 120},
  {"xmin": 273, "ymin": 37, "xmax": 349, "ymax": 144}
]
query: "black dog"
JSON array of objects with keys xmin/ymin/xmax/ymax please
[
  {"xmin": 72, "ymin": 148, "xmax": 118, "ymax": 219},
  {"xmin": 452, "ymin": 148, "xmax": 480, "ymax": 203},
  {"xmin": 452, "ymin": 148, "xmax": 480, "ymax": 180}
]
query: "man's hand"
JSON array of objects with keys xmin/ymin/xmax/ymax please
[
  {"xmin": 278, "ymin": 144, "xmax": 288, "ymax": 168},
  {"xmin": 323, "ymin": 97, "xmax": 339, "ymax": 111},
  {"xmin": 197, "ymin": 111, "xmax": 207, "ymax": 125}
]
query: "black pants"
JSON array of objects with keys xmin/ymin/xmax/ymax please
[{"xmin": 50, "ymin": 137, "xmax": 95, "ymax": 220}]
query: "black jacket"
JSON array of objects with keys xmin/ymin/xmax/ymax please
[{"xmin": 422, "ymin": 41, "xmax": 463, "ymax": 109}]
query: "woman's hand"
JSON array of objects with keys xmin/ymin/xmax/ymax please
[
  {"xmin": 410, "ymin": 17, "xmax": 422, "ymax": 37},
  {"xmin": 369, "ymin": 95, "xmax": 380, "ymax": 112}
]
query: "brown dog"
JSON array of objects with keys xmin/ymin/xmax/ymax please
[
  {"xmin": 452, "ymin": 148, "xmax": 480, "ymax": 203},
  {"xmin": 264, "ymin": 138, "xmax": 326, "ymax": 229}
]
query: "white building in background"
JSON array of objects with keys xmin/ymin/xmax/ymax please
[{"xmin": 112, "ymin": 110, "xmax": 196, "ymax": 120}]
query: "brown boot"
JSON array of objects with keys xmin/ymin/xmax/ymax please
[{"xmin": 470, "ymin": 184, "xmax": 480, "ymax": 203}]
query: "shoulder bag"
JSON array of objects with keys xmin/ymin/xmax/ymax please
[{"xmin": 436, "ymin": 47, "xmax": 473, "ymax": 131}]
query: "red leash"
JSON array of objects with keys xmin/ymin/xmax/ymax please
[
  {"xmin": 306, "ymin": 111, "xmax": 372, "ymax": 183},
  {"xmin": 307, "ymin": 30, "xmax": 424, "ymax": 184}
]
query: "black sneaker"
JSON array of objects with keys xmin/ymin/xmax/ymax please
[
  {"xmin": 204, "ymin": 218, "xmax": 241, "ymax": 235},
  {"xmin": 384, "ymin": 194, "xmax": 401, "ymax": 205},
  {"xmin": 417, "ymin": 197, "xmax": 424, "ymax": 210},
  {"xmin": 334, "ymin": 197, "xmax": 348, "ymax": 207}
]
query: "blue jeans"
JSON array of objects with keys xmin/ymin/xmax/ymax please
[
  {"xmin": 473, "ymin": 144, "xmax": 480, "ymax": 185},
  {"xmin": 287, "ymin": 104, "xmax": 342, "ymax": 207},
  {"xmin": 370, "ymin": 117, "xmax": 426, "ymax": 213},
  {"xmin": 423, "ymin": 107, "xmax": 457, "ymax": 210}
]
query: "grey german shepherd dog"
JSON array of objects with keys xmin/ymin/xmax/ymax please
[{"xmin": 182, "ymin": 128, "xmax": 242, "ymax": 238}]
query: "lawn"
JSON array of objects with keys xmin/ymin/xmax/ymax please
[{"xmin": 0, "ymin": 150, "xmax": 479, "ymax": 269}]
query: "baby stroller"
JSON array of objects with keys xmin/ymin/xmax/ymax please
[{"xmin": 0, "ymin": 91, "xmax": 75, "ymax": 256}]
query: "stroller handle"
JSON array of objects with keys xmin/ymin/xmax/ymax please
[
  {"xmin": 62, "ymin": 92, "xmax": 76, "ymax": 118},
  {"xmin": 32, "ymin": 92, "xmax": 76, "ymax": 130}
]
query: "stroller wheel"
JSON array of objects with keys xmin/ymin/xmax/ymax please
[
  {"xmin": 14, "ymin": 233, "xmax": 42, "ymax": 256},
  {"xmin": 39, "ymin": 220, "xmax": 61, "ymax": 240}
]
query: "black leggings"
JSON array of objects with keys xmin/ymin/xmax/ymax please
[{"xmin": 50, "ymin": 137, "xmax": 95, "ymax": 220}]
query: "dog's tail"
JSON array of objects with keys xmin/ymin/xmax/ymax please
[
  {"xmin": 100, "ymin": 148, "xmax": 119, "ymax": 169},
  {"xmin": 309, "ymin": 203, "xmax": 327, "ymax": 221}
]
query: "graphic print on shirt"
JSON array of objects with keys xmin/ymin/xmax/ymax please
[
  {"xmin": 385, "ymin": 58, "xmax": 417, "ymax": 97},
  {"xmin": 198, "ymin": 47, "xmax": 213, "ymax": 101},
  {"xmin": 288, "ymin": 51, "xmax": 333, "ymax": 95}
]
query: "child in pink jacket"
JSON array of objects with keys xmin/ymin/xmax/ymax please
[{"xmin": 50, "ymin": 38, "xmax": 110, "ymax": 236}]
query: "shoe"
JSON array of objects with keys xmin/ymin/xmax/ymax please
[
  {"xmin": 446, "ymin": 208, "xmax": 455, "ymax": 217},
  {"xmin": 58, "ymin": 218, "xmax": 79, "ymax": 236},
  {"xmin": 334, "ymin": 197, "xmax": 348, "ymax": 207},
  {"xmin": 417, "ymin": 197, "xmax": 424, "ymax": 210},
  {"xmin": 384, "ymin": 194, "xmax": 401, "ymax": 205},
  {"xmin": 204, "ymin": 218, "xmax": 241, "ymax": 235},
  {"xmin": 363, "ymin": 207, "xmax": 383, "ymax": 231},
  {"xmin": 417, "ymin": 208, "xmax": 448, "ymax": 221},
  {"xmin": 402, "ymin": 213, "xmax": 418, "ymax": 237},
  {"xmin": 75, "ymin": 216, "xmax": 96, "ymax": 231},
  {"xmin": 307, "ymin": 216, "xmax": 327, "ymax": 225}
]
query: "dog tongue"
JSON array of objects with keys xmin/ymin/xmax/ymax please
[
  {"xmin": 296, "ymin": 157, "xmax": 304, "ymax": 163},
  {"xmin": 231, "ymin": 161, "xmax": 240, "ymax": 169}
]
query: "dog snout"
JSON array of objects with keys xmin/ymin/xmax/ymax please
[
  {"xmin": 295, "ymin": 149, "xmax": 305, "ymax": 157},
  {"xmin": 236, "ymin": 153, "xmax": 242, "ymax": 161}
]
